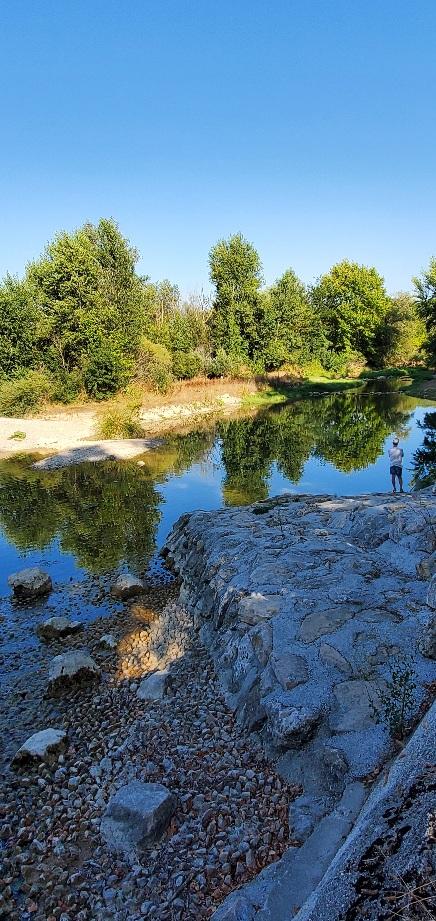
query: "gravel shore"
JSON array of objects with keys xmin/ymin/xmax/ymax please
[{"xmin": 1, "ymin": 585, "xmax": 298, "ymax": 920}]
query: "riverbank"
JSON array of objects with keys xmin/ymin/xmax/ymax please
[
  {"xmin": 165, "ymin": 490, "xmax": 436, "ymax": 919},
  {"xmin": 2, "ymin": 490, "xmax": 436, "ymax": 920},
  {"xmin": 1, "ymin": 368, "xmax": 434, "ymax": 464}
]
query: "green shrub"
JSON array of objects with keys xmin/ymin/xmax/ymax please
[
  {"xmin": 52, "ymin": 369, "xmax": 84, "ymax": 404},
  {"xmin": 98, "ymin": 385, "xmax": 144, "ymax": 438},
  {"xmin": 172, "ymin": 350, "xmax": 204, "ymax": 380},
  {"xmin": 84, "ymin": 344, "xmax": 129, "ymax": 400},
  {"xmin": 206, "ymin": 348, "xmax": 242, "ymax": 378},
  {"xmin": 135, "ymin": 337, "xmax": 173, "ymax": 393},
  {"xmin": 0, "ymin": 370, "xmax": 55, "ymax": 416}
]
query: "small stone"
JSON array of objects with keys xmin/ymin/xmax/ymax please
[
  {"xmin": 99, "ymin": 633, "xmax": 118, "ymax": 650},
  {"xmin": 239, "ymin": 593, "xmax": 281, "ymax": 626},
  {"xmin": 8, "ymin": 567, "xmax": 52, "ymax": 599}
]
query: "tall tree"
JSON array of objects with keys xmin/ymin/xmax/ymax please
[
  {"xmin": 259, "ymin": 269, "xmax": 326, "ymax": 369},
  {"xmin": 0, "ymin": 275, "xmax": 39, "ymax": 378},
  {"xmin": 209, "ymin": 233, "xmax": 263, "ymax": 360},
  {"xmin": 310, "ymin": 260, "xmax": 389, "ymax": 363},
  {"xmin": 26, "ymin": 219, "xmax": 145, "ymax": 394},
  {"xmin": 414, "ymin": 257, "xmax": 436, "ymax": 359}
]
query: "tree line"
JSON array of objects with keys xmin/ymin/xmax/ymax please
[{"xmin": 0, "ymin": 218, "xmax": 434, "ymax": 410}]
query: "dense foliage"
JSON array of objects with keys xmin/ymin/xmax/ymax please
[{"xmin": 0, "ymin": 218, "xmax": 431, "ymax": 413}]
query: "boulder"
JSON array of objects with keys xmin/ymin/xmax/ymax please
[
  {"xmin": 101, "ymin": 781, "xmax": 176, "ymax": 853},
  {"xmin": 12, "ymin": 728, "xmax": 67, "ymax": 766},
  {"xmin": 37, "ymin": 616, "xmax": 82, "ymax": 641},
  {"xmin": 211, "ymin": 894, "xmax": 255, "ymax": 921},
  {"xmin": 47, "ymin": 651, "xmax": 101, "ymax": 695},
  {"xmin": 8, "ymin": 567, "xmax": 52, "ymax": 599},
  {"xmin": 137, "ymin": 669, "xmax": 169, "ymax": 701},
  {"xmin": 265, "ymin": 698, "xmax": 322, "ymax": 748},
  {"xmin": 111, "ymin": 574, "xmax": 144, "ymax": 600}
]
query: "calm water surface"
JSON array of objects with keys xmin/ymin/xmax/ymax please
[{"xmin": 1, "ymin": 388, "xmax": 436, "ymax": 599}]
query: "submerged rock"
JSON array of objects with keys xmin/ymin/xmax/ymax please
[
  {"xmin": 37, "ymin": 616, "xmax": 83, "ymax": 641},
  {"xmin": 47, "ymin": 650, "xmax": 101, "ymax": 695},
  {"xmin": 12, "ymin": 728, "xmax": 67, "ymax": 766},
  {"xmin": 111, "ymin": 574, "xmax": 144, "ymax": 600},
  {"xmin": 101, "ymin": 781, "xmax": 176, "ymax": 853},
  {"xmin": 8, "ymin": 567, "xmax": 52, "ymax": 599}
]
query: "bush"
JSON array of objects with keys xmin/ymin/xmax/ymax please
[
  {"xmin": 98, "ymin": 385, "xmax": 144, "ymax": 438},
  {"xmin": 0, "ymin": 370, "xmax": 55, "ymax": 416},
  {"xmin": 51, "ymin": 369, "xmax": 84, "ymax": 404},
  {"xmin": 84, "ymin": 343, "xmax": 130, "ymax": 400},
  {"xmin": 206, "ymin": 348, "xmax": 243, "ymax": 378},
  {"xmin": 135, "ymin": 337, "xmax": 173, "ymax": 393},
  {"xmin": 172, "ymin": 350, "xmax": 204, "ymax": 380}
]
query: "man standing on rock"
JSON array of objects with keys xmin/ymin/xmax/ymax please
[{"xmin": 389, "ymin": 435, "xmax": 404, "ymax": 493}]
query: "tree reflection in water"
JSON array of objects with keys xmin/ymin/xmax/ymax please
[
  {"xmin": 412, "ymin": 411, "xmax": 436, "ymax": 489},
  {"xmin": 0, "ymin": 389, "xmax": 420, "ymax": 574}
]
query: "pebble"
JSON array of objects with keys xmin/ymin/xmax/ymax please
[{"xmin": 1, "ymin": 588, "xmax": 297, "ymax": 920}]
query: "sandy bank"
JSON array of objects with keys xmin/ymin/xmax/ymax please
[{"xmin": 0, "ymin": 393, "xmax": 242, "ymax": 466}]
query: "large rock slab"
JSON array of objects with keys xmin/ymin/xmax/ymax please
[
  {"xmin": 37, "ymin": 616, "xmax": 82, "ymax": 641},
  {"xmin": 111, "ymin": 573, "xmax": 144, "ymax": 599},
  {"xmin": 101, "ymin": 781, "xmax": 176, "ymax": 853},
  {"xmin": 47, "ymin": 650, "xmax": 101, "ymax": 695},
  {"xmin": 329, "ymin": 679, "xmax": 381, "ymax": 732},
  {"xmin": 8, "ymin": 567, "xmax": 52, "ymax": 599},
  {"xmin": 12, "ymin": 728, "xmax": 67, "ymax": 766}
]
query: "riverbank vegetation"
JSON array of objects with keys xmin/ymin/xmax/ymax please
[{"xmin": 0, "ymin": 218, "xmax": 433, "ymax": 416}]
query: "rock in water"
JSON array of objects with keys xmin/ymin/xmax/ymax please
[
  {"xmin": 137, "ymin": 669, "xmax": 169, "ymax": 701},
  {"xmin": 47, "ymin": 651, "xmax": 101, "ymax": 695},
  {"xmin": 37, "ymin": 616, "xmax": 82, "ymax": 641},
  {"xmin": 110, "ymin": 574, "xmax": 144, "ymax": 599},
  {"xmin": 101, "ymin": 781, "xmax": 176, "ymax": 853},
  {"xmin": 8, "ymin": 567, "xmax": 52, "ymax": 599},
  {"xmin": 12, "ymin": 728, "xmax": 67, "ymax": 766}
]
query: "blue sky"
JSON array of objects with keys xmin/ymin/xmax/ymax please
[{"xmin": 1, "ymin": 0, "xmax": 435, "ymax": 295}]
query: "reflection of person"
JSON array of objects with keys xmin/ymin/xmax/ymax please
[{"xmin": 389, "ymin": 436, "xmax": 404, "ymax": 493}]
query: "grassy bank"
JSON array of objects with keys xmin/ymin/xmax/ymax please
[{"xmin": 242, "ymin": 366, "xmax": 436, "ymax": 408}]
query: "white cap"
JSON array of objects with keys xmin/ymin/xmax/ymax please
[{"xmin": 393, "ymin": 436, "xmax": 399, "ymax": 444}]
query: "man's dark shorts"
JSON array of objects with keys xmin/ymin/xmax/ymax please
[{"xmin": 390, "ymin": 465, "xmax": 402, "ymax": 477}]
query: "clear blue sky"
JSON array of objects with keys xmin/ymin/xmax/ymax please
[{"xmin": 1, "ymin": 0, "xmax": 435, "ymax": 295}]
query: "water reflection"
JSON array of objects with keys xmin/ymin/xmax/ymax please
[
  {"xmin": 0, "ymin": 388, "xmax": 433, "ymax": 577},
  {"xmin": 412, "ymin": 410, "xmax": 436, "ymax": 489}
]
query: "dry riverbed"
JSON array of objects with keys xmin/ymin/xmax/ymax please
[{"xmin": 1, "ymin": 582, "xmax": 298, "ymax": 921}]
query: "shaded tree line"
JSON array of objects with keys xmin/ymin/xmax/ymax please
[{"xmin": 0, "ymin": 220, "xmax": 431, "ymax": 411}]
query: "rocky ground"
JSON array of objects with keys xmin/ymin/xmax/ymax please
[{"xmin": 1, "ymin": 584, "xmax": 298, "ymax": 920}]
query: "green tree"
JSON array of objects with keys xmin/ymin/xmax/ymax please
[
  {"xmin": 372, "ymin": 293, "xmax": 426, "ymax": 367},
  {"xmin": 0, "ymin": 276, "xmax": 39, "ymax": 378},
  {"xmin": 259, "ymin": 269, "xmax": 326, "ymax": 369},
  {"xmin": 26, "ymin": 218, "xmax": 145, "ymax": 394},
  {"xmin": 310, "ymin": 260, "xmax": 389, "ymax": 364},
  {"xmin": 414, "ymin": 257, "xmax": 436, "ymax": 359},
  {"xmin": 209, "ymin": 233, "xmax": 263, "ymax": 360}
]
